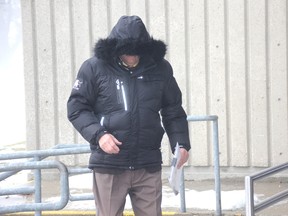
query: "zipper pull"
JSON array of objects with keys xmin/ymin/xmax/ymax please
[
  {"xmin": 116, "ymin": 79, "xmax": 120, "ymax": 90},
  {"xmin": 100, "ymin": 116, "xmax": 104, "ymax": 126}
]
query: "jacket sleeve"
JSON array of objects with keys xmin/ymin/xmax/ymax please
[
  {"xmin": 160, "ymin": 62, "xmax": 191, "ymax": 153},
  {"xmin": 67, "ymin": 60, "xmax": 105, "ymax": 145}
]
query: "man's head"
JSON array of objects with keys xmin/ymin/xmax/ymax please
[{"xmin": 94, "ymin": 15, "xmax": 167, "ymax": 63}]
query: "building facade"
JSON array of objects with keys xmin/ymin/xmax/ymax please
[{"xmin": 21, "ymin": 0, "xmax": 288, "ymax": 179}]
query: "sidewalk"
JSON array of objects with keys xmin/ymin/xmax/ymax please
[
  {"xmin": 2, "ymin": 175, "xmax": 288, "ymax": 216},
  {"xmin": 0, "ymin": 211, "xmax": 244, "ymax": 216},
  {"xmin": 1, "ymin": 143, "xmax": 288, "ymax": 216}
]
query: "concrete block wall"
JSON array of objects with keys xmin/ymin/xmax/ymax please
[{"xmin": 21, "ymin": 0, "xmax": 288, "ymax": 179}]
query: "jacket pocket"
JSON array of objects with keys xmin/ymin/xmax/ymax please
[{"xmin": 98, "ymin": 111, "xmax": 131, "ymax": 142}]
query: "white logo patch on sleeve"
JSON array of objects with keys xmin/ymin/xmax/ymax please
[{"xmin": 73, "ymin": 79, "xmax": 83, "ymax": 90}]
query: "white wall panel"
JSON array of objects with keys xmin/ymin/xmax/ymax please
[
  {"xmin": 226, "ymin": 0, "xmax": 248, "ymax": 167},
  {"xmin": 34, "ymin": 0, "xmax": 56, "ymax": 150},
  {"xmin": 128, "ymin": 0, "xmax": 147, "ymax": 22},
  {"xmin": 22, "ymin": 0, "xmax": 39, "ymax": 151},
  {"xmin": 207, "ymin": 0, "xmax": 229, "ymax": 166},
  {"xmin": 53, "ymin": 0, "xmax": 74, "ymax": 145},
  {"xmin": 187, "ymin": 0, "xmax": 209, "ymax": 166},
  {"xmin": 147, "ymin": 0, "xmax": 166, "ymax": 41},
  {"xmin": 268, "ymin": 0, "xmax": 288, "ymax": 165},
  {"xmin": 71, "ymin": 0, "xmax": 91, "ymax": 71},
  {"xmin": 91, "ymin": 0, "xmax": 109, "ymax": 40},
  {"xmin": 110, "ymin": 0, "xmax": 128, "ymax": 25},
  {"xmin": 52, "ymin": 0, "xmax": 78, "ymax": 165},
  {"xmin": 21, "ymin": 0, "xmax": 288, "ymax": 178},
  {"xmin": 248, "ymin": 0, "xmax": 269, "ymax": 167},
  {"xmin": 167, "ymin": 0, "xmax": 187, "ymax": 94},
  {"xmin": 70, "ymin": 0, "xmax": 91, "ymax": 147}
]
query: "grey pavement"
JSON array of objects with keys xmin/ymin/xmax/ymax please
[
  {"xmin": 2, "ymin": 172, "xmax": 288, "ymax": 215},
  {"xmin": 1, "ymin": 143, "xmax": 288, "ymax": 216}
]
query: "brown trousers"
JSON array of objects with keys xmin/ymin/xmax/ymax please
[{"xmin": 92, "ymin": 169, "xmax": 162, "ymax": 216}]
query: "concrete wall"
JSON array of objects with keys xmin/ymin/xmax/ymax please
[{"xmin": 21, "ymin": 0, "xmax": 288, "ymax": 179}]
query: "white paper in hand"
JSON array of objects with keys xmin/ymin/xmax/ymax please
[{"xmin": 168, "ymin": 143, "xmax": 183, "ymax": 195}]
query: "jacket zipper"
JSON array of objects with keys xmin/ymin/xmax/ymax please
[
  {"xmin": 116, "ymin": 79, "xmax": 128, "ymax": 111},
  {"xmin": 121, "ymin": 81, "xmax": 128, "ymax": 111}
]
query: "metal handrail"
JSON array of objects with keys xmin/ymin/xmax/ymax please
[
  {"xmin": 0, "ymin": 144, "xmax": 91, "ymax": 182},
  {"xmin": 245, "ymin": 162, "xmax": 288, "ymax": 215},
  {"xmin": 0, "ymin": 115, "xmax": 222, "ymax": 216},
  {"xmin": 186, "ymin": 115, "xmax": 222, "ymax": 216},
  {"xmin": 0, "ymin": 144, "xmax": 91, "ymax": 216},
  {"xmin": 0, "ymin": 160, "xmax": 69, "ymax": 213}
]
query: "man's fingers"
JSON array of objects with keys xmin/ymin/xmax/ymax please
[
  {"xmin": 101, "ymin": 142, "xmax": 119, "ymax": 154},
  {"xmin": 99, "ymin": 133, "xmax": 122, "ymax": 154},
  {"xmin": 110, "ymin": 142, "xmax": 120, "ymax": 153},
  {"xmin": 112, "ymin": 136, "xmax": 122, "ymax": 145}
]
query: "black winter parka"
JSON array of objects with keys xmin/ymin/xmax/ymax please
[{"xmin": 67, "ymin": 16, "xmax": 190, "ymax": 170}]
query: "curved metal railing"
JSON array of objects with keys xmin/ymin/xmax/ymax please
[{"xmin": 0, "ymin": 115, "xmax": 222, "ymax": 216}]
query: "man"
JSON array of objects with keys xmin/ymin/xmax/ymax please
[{"xmin": 67, "ymin": 15, "xmax": 190, "ymax": 216}]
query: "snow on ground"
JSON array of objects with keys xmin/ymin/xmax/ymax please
[
  {"xmin": 1, "ymin": 172, "xmax": 255, "ymax": 211},
  {"xmin": 67, "ymin": 173, "xmax": 251, "ymax": 211},
  {"xmin": 0, "ymin": 170, "xmax": 32, "ymax": 206}
]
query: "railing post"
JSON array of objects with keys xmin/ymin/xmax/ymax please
[
  {"xmin": 179, "ymin": 168, "xmax": 186, "ymax": 212},
  {"xmin": 213, "ymin": 117, "xmax": 222, "ymax": 216},
  {"xmin": 245, "ymin": 176, "xmax": 254, "ymax": 216},
  {"xmin": 186, "ymin": 115, "xmax": 222, "ymax": 216},
  {"xmin": 34, "ymin": 156, "xmax": 42, "ymax": 216}
]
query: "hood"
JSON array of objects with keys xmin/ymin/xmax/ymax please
[{"xmin": 94, "ymin": 15, "xmax": 167, "ymax": 62}]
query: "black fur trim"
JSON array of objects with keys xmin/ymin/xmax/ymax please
[{"xmin": 94, "ymin": 37, "xmax": 167, "ymax": 62}]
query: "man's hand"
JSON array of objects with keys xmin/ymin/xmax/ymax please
[
  {"xmin": 177, "ymin": 148, "xmax": 189, "ymax": 168},
  {"xmin": 98, "ymin": 133, "xmax": 122, "ymax": 154}
]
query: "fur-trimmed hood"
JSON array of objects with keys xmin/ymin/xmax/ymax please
[{"xmin": 94, "ymin": 15, "xmax": 167, "ymax": 62}]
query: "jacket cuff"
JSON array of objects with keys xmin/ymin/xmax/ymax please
[
  {"xmin": 93, "ymin": 130, "xmax": 108, "ymax": 145},
  {"xmin": 178, "ymin": 143, "xmax": 191, "ymax": 152}
]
